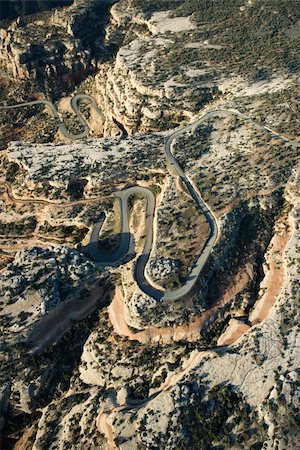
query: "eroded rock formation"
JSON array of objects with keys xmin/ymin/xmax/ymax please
[{"xmin": 0, "ymin": 0, "xmax": 114, "ymax": 95}]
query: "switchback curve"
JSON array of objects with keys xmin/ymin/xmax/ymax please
[
  {"xmin": 0, "ymin": 94, "xmax": 104, "ymax": 140},
  {"xmin": 2, "ymin": 98, "xmax": 299, "ymax": 301},
  {"xmin": 88, "ymin": 109, "xmax": 299, "ymax": 301}
]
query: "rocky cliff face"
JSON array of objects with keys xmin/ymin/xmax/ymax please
[
  {"xmin": 94, "ymin": 1, "xmax": 220, "ymax": 134},
  {"xmin": 0, "ymin": 0, "xmax": 113, "ymax": 96},
  {"xmin": 26, "ymin": 178, "xmax": 300, "ymax": 450},
  {"xmin": 1, "ymin": 1, "xmax": 299, "ymax": 448}
]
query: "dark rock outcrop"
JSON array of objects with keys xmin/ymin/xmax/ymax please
[{"xmin": 0, "ymin": 0, "xmax": 73, "ymax": 21}]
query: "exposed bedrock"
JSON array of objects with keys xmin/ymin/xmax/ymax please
[
  {"xmin": 94, "ymin": 1, "xmax": 220, "ymax": 135},
  {"xmin": 0, "ymin": 0, "xmax": 115, "ymax": 96}
]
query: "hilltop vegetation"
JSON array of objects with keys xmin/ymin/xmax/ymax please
[{"xmin": 130, "ymin": 0, "xmax": 300, "ymax": 75}]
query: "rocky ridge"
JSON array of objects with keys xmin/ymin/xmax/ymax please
[
  {"xmin": 0, "ymin": 1, "xmax": 299, "ymax": 448},
  {"xmin": 0, "ymin": 245, "xmax": 98, "ymax": 334},
  {"xmin": 0, "ymin": 244, "xmax": 107, "ymax": 442},
  {"xmin": 29, "ymin": 174, "xmax": 300, "ymax": 449},
  {"xmin": 94, "ymin": 1, "xmax": 220, "ymax": 135},
  {"xmin": 5, "ymin": 132, "xmax": 166, "ymax": 199},
  {"xmin": 0, "ymin": 0, "xmax": 114, "ymax": 95}
]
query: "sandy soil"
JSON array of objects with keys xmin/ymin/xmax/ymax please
[
  {"xmin": 129, "ymin": 197, "xmax": 147, "ymax": 255},
  {"xmin": 57, "ymin": 96, "xmax": 73, "ymax": 114},
  {"xmin": 152, "ymin": 350, "xmax": 209, "ymax": 395},
  {"xmin": 249, "ymin": 215, "xmax": 293, "ymax": 325},
  {"xmin": 96, "ymin": 412, "xmax": 115, "ymax": 450},
  {"xmin": 88, "ymin": 107, "xmax": 105, "ymax": 137},
  {"xmin": 218, "ymin": 213, "xmax": 293, "ymax": 346},
  {"xmin": 13, "ymin": 424, "xmax": 36, "ymax": 450},
  {"xmin": 96, "ymin": 347, "xmax": 212, "ymax": 449},
  {"xmin": 0, "ymin": 290, "xmax": 43, "ymax": 317},
  {"xmin": 103, "ymin": 205, "xmax": 292, "ymax": 428},
  {"xmin": 0, "ymin": 252, "xmax": 14, "ymax": 270},
  {"xmin": 99, "ymin": 212, "xmax": 292, "ymax": 447},
  {"xmin": 144, "ymin": 180, "xmax": 170, "ymax": 291},
  {"xmin": 217, "ymin": 318, "xmax": 250, "ymax": 346}
]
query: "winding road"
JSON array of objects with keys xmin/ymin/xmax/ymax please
[
  {"xmin": 0, "ymin": 94, "xmax": 104, "ymax": 140},
  {"xmin": 88, "ymin": 109, "xmax": 299, "ymax": 301},
  {"xmin": 2, "ymin": 97, "xmax": 299, "ymax": 301},
  {"xmin": 88, "ymin": 186, "xmax": 155, "ymax": 267},
  {"xmin": 86, "ymin": 112, "xmax": 219, "ymax": 301}
]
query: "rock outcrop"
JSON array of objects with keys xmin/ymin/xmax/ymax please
[
  {"xmin": 6, "ymin": 132, "xmax": 166, "ymax": 197},
  {"xmin": 1, "ymin": 1, "xmax": 299, "ymax": 447},
  {"xmin": 27, "ymin": 198, "xmax": 300, "ymax": 447},
  {"xmin": 95, "ymin": 1, "xmax": 220, "ymax": 134},
  {"xmin": 0, "ymin": 0, "xmax": 113, "ymax": 95},
  {"xmin": 148, "ymin": 257, "xmax": 180, "ymax": 284},
  {"xmin": 0, "ymin": 245, "xmax": 97, "ymax": 327}
]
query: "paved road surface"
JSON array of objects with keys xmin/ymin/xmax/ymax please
[
  {"xmin": 2, "ymin": 97, "xmax": 299, "ymax": 300},
  {"xmin": 0, "ymin": 94, "xmax": 104, "ymax": 140},
  {"xmin": 89, "ymin": 108, "xmax": 299, "ymax": 301},
  {"xmin": 89, "ymin": 113, "xmax": 221, "ymax": 300},
  {"xmin": 88, "ymin": 186, "xmax": 156, "ymax": 267}
]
